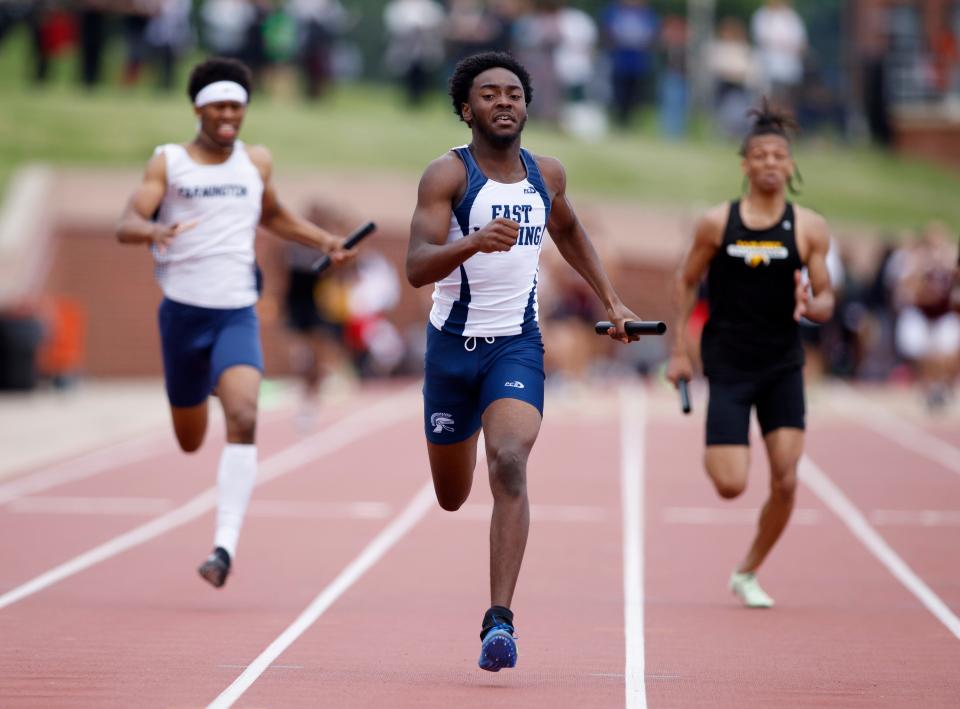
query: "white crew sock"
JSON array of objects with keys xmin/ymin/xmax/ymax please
[{"xmin": 213, "ymin": 443, "xmax": 258, "ymax": 559}]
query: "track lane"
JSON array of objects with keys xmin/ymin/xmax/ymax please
[
  {"xmin": 806, "ymin": 421, "xmax": 960, "ymax": 615},
  {"xmin": 235, "ymin": 393, "xmax": 630, "ymax": 708},
  {"xmin": 644, "ymin": 408, "xmax": 960, "ymax": 708},
  {"xmin": 0, "ymin": 407, "xmax": 423, "ymax": 708}
]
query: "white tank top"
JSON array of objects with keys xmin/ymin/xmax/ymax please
[
  {"xmin": 429, "ymin": 146, "xmax": 551, "ymax": 338},
  {"xmin": 153, "ymin": 141, "xmax": 264, "ymax": 308}
]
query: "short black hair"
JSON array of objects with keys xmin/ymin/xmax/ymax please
[
  {"xmin": 739, "ymin": 97, "xmax": 798, "ymax": 156},
  {"xmin": 187, "ymin": 57, "xmax": 253, "ymax": 103},
  {"xmin": 448, "ymin": 51, "xmax": 533, "ymax": 122}
]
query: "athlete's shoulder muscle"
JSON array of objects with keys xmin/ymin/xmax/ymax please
[
  {"xmin": 529, "ymin": 153, "xmax": 564, "ymax": 197},
  {"xmin": 679, "ymin": 203, "xmax": 726, "ymax": 284},
  {"xmin": 144, "ymin": 150, "xmax": 167, "ymax": 183},
  {"xmin": 694, "ymin": 203, "xmax": 729, "ymax": 247},
  {"xmin": 244, "ymin": 143, "xmax": 272, "ymax": 182},
  {"xmin": 795, "ymin": 205, "xmax": 829, "ymax": 255},
  {"xmin": 418, "ymin": 151, "xmax": 467, "ymax": 205}
]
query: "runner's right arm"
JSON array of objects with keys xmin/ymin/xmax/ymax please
[
  {"xmin": 666, "ymin": 205, "xmax": 725, "ymax": 385},
  {"xmin": 116, "ymin": 152, "xmax": 192, "ymax": 248},
  {"xmin": 406, "ymin": 153, "xmax": 519, "ymax": 288}
]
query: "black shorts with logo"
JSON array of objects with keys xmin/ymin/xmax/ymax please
[{"xmin": 705, "ymin": 365, "xmax": 805, "ymax": 446}]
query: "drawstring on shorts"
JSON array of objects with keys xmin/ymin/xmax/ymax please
[{"xmin": 464, "ymin": 336, "xmax": 496, "ymax": 352}]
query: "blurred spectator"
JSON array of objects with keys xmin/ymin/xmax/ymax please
[
  {"xmin": 706, "ymin": 16, "xmax": 757, "ymax": 138},
  {"xmin": 486, "ymin": 0, "xmax": 523, "ymax": 53},
  {"xmin": 599, "ymin": 0, "xmax": 658, "ymax": 128},
  {"xmin": 657, "ymin": 14, "xmax": 687, "ymax": 139},
  {"xmin": 893, "ymin": 223, "xmax": 960, "ymax": 410},
  {"xmin": 25, "ymin": 2, "xmax": 75, "ymax": 84},
  {"xmin": 283, "ymin": 240, "xmax": 350, "ymax": 429},
  {"xmin": 512, "ymin": 0, "xmax": 600, "ymax": 134},
  {"xmin": 77, "ymin": 1, "xmax": 109, "ymax": 88},
  {"xmin": 0, "ymin": 0, "xmax": 26, "ymax": 45},
  {"xmin": 343, "ymin": 250, "xmax": 405, "ymax": 376},
  {"xmin": 512, "ymin": 0, "xmax": 564, "ymax": 124},
  {"xmin": 552, "ymin": 1, "xmax": 604, "ymax": 140},
  {"xmin": 836, "ymin": 238, "xmax": 899, "ymax": 381},
  {"xmin": 383, "ymin": 0, "xmax": 446, "ymax": 106},
  {"xmin": 120, "ymin": 1, "xmax": 152, "ymax": 86},
  {"xmin": 201, "ymin": 0, "xmax": 255, "ymax": 57},
  {"xmin": 858, "ymin": 4, "xmax": 892, "ymax": 148},
  {"xmin": 144, "ymin": 0, "xmax": 192, "ymax": 91},
  {"xmin": 551, "ymin": 2, "xmax": 596, "ymax": 105},
  {"xmin": 444, "ymin": 0, "xmax": 504, "ymax": 68},
  {"xmin": 287, "ymin": 0, "xmax": 348, "ymax": 99},
  {"xmin": 750, "ymin": 0, "xmax": 807, "ymax": 114},
  {"xmin": 538, "ymin": 242, "xmax": 603, "ymax": 384},
  {"xmin": 931, "ymin": 22, "xmax": 959, "ymax": 98},
  {"xmin": 201, "ymin": 0, "xmax": 270, "ymax": 80},
  {"xmin": 796, "ymin": 55, "xmax": 845, "ymax": 137}
]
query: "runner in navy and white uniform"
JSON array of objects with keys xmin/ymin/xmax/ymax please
[
  {"xmin": 116, "ymin": 58, "xmax": 352, "ymax": 589},
  {"xmin": 406, "ymin": 52, "xmax": 641, "ymax": 671},
  {"xmin": 667, "ymin": 101, "xmax": 835, "ymax": 608}
]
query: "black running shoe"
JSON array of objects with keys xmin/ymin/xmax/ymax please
[{"xmin": 198, "ymin": 547, "xmax": 231, "ymax": 588}]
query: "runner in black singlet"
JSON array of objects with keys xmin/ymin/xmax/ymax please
[{"xmin": 666, "ymin": 101, "xmax": 835, "ymax": 608}]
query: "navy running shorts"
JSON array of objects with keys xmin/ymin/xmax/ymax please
[
  {"xmin": 422, "ymin": 324, "xmax": 545, "ymax": 444},
  {"xmin": 158, "ymin": 298, "xmax": 264, "ymax": 408},
  {"xmin": 705, "ymin": 366, "xmax": 805, "ymax": 446}
]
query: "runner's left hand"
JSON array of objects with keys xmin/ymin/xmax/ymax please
[
  {"xmin": 793, "ymin": 269, "xmax": 809, "ymax": 322},
  {"xmin": 327, "ymin": 236, "xmax": 357, "ymax": 266},
  {"xmin": 603, "ymin": 305, "xmax": 642, "ymax": 343}
]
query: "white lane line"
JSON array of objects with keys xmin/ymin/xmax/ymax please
[
  {"xmin": 6, "ymin": 497, "xmax": 394, "ymax": 520},
  {"xmin": 871, "ymin": 509, "xmax": 960, "ymax": 527},
  {"xmin": 663, "ymin": 506, "xmax": 821, "ymax": 525},
  {"xmin": 800, "ymin": 455, "xmax": 960, "ymax": 641},
  {"xmin": 0, "ymin": 387, "xmax": 417, "ymax": 611},
  {"xmin": 830, "ymin": 385, "xmax": 960, "ymax": 478},
  {"xmin": 0, "ymin": 401, "xmax": 293, "ymax": 507},
  {"xmin": 620, "ymin": 386, "xmax": 647, "ymax": 709},
  {"xmin": 207, "ymin": 483, "xmax": 435, "ymax": 708},
  {"xmin": 247, "ymin": 500, "xmax": 392, "ymax": 519},
  {"xmin": 441, "ymin": 503, "xmax": 606, "ymax": 522},
  {"xmin": 0, "ymin": 436, "xmax": 170, "ymax": 508},
  {"xmin": 9, "ymin": 496, "xmax": 174, "ymax": 515}
]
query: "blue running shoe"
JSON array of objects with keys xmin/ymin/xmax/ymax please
[{"xmin": 478, "ymin": 623, "xmax": 518, "ymax": 672}]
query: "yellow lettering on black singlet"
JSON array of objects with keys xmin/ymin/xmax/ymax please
[{"xmin": 726, "ymin": 240, "xmax": 788, "ymax": 268}]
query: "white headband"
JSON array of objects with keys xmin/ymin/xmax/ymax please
[{"xmin": 195, "ymin": 81, "xmax": 248, "ymax": 108}]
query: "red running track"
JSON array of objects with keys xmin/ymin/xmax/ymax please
[{"xmin": 0, "ymin": 381, "xmax": 958, "ymax": 708}]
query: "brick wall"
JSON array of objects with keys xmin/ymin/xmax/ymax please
[{"xmin": 42, "ymin": 221, "xmax": 675, "ymax": 377}]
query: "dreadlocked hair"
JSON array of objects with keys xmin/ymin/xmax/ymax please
[
  {"xmin": 739, "ymin": 97, "xmax": 804, "ymax": 194},
  {"xmin": 448, "ymin": 51, "xmax": 533, "ymax": 124}
]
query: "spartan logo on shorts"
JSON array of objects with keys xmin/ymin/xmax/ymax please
[
  {"xmin": 431, "ymin": 412, "xmax": 455, "ymax": 434},
  {"xmin": 727, "ymin": 240, "xmax": 789, "ymax": 268}
]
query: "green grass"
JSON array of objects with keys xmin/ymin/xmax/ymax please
[{"xmin": 2, "ymin": 27, "xmax": 958, "ymax": 232}]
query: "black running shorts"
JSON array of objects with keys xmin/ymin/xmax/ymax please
[{"xmin": 705, "ymin": 366, "xmax": 805, "ymax": 446}]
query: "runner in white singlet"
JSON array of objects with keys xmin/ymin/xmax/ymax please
[{"xmin": 117, "ymin": 58, "xmax": 353, "ymax": 590}]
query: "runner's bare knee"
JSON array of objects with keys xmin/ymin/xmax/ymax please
[{"xmin": 489, "ymin": 446, "xmax": 527, "ymax": 499}]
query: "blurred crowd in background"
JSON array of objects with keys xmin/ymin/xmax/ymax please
[
  {"xmin": 0, "ymin": 0, "xmax": 958, "ymax": 411},
  {"xmin": 273, "ymin": 209, "xmax": 960, "ymax": 416},
  {"xmin": 2, "ymin": 1, "xmax": 960, "ymax": 144}
]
